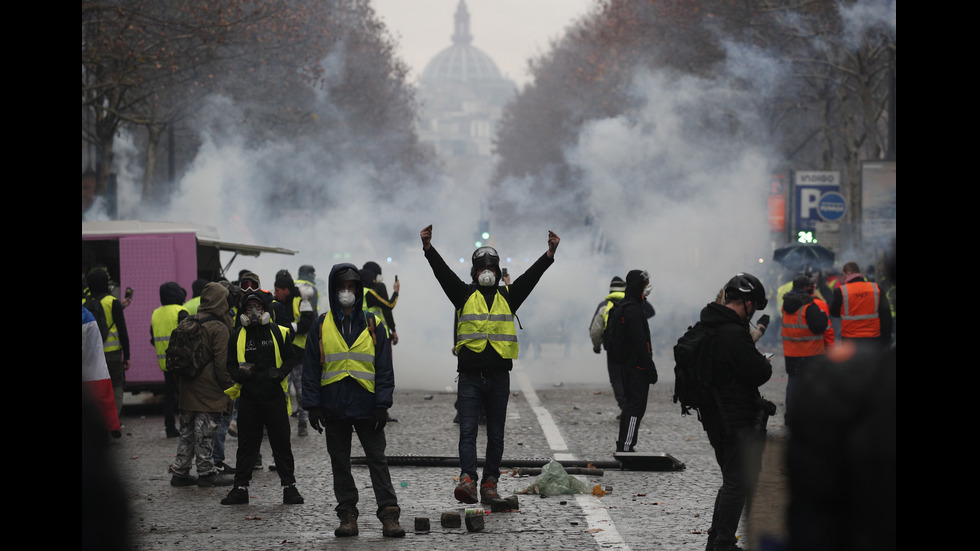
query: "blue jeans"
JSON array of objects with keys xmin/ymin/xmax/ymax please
[
  {"xmin": 212, "ymin": 399, "xmax": 237, "ymax": 464},
  {"xmin": 457, "ymin": 370, "xmax": 510, "ymax": 483}
]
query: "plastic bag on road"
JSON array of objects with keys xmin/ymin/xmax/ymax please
[{"xmin": 516, "ymin": 460, "xmax": 590, "ymax": 496}]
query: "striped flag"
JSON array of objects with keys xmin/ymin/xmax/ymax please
[{"xmin": 83, "ymin": 306, "xmax": 120, "ymax": 432}]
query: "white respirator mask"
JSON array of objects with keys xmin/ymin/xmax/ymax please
[
  {"xmin": 338, "ymin": 289, "xmax": 357, "ymax": 307},
  {"xmin": 240, "ymin": 308, "xmax": 271, "ymax": 327},
  {"xmin": 478, "ymin": 269, "xmax": 497, "ymax": 287}
]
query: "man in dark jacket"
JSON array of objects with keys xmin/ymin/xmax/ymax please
[
  {"xmin": 150, "ymin": 281, "xmax": 188, "ymax": 438},
  {"xmin": 84, "ymin": 268, "xmax": 130, "ymax": 432},
  {"xmin": 420, "ymin": 224, "xmax": 559, "ymax": 506},
  {"xmin": 611, "ymin": 270, "xmax": 658, "ymax": 453},
  {"xmin": 220, "ymin": 289, "xmax": 303, "ymax": 506},
  {"xmin": 699, "ymin": 273, "xmax": 774, "ymax": 551},
  {"xmin": 301, "ymin": 264, "xmax": 403, "ymax": 538}
]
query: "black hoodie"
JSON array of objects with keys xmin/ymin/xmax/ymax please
[{"xmin": 615, "ymin": 270, "xmax": 657, "ymax": 373}]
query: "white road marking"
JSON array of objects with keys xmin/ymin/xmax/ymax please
[{"xmin": 513, "ymin": 363, "xmax": 630, "ymax": 550}]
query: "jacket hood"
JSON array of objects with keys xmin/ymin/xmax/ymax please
[
  {"xmin": 199, "ymin": 282, "xmax": 231, "ymax": 320},
  {"xmin": 86, "ymin": 269, "xmax": 109, "ymax": 295},
  {"xmin": 625, "ymin": 269, "xmax": 647, "ymax": 300},
  {"xmin": 159, "ymin": 282, "xmax": 187, "ymax": 306},
  {"xmin": 327, "ymin": 263, "xmax": 363, "ymax": 320},
  {"xmin": 782, "ymin": 289, "xmax": 814, "ymax": 314}
]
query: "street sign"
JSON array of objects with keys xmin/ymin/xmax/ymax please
[{"xmin": 817, "ymin": 191, "xmax": 847, "ymax": 221}]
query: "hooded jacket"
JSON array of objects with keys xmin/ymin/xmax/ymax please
[
  {"xmin": 85, "ymin": 269, "xmax": 130, "ymax": 360},
  {"xmin": 227, "ymin": 290, "xmax": 295, "ymax": 405},
  {"xmin": 613, "ymin": 270, "xmax": 657, "ymax": 374},
  {"xmin": 698, "ymin": 301, "xmax": 772, "ymax": 426},
  {"xmin": 150, "ymin": 282, "xmax": 189, "ymax": 370},
  {"xmin": 177, "ymin": 283, "xmax": 234, "ymax": 414},
  {"xmin": 301, "ymin": 263, "xmax": 394, "ymax": 420}
]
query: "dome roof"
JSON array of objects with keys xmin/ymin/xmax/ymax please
[{"xmin": 420, "ymin": 1, "xmax": 505, "ymax": 85}]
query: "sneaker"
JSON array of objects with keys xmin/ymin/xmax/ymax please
[
  {"xmin": 197, "ymin": 472, "xmax": 234, "ymax": 487},
  {"xmin": 386, "ymin": 412, "xmax": 398, "ymax": 423},
  {"xmin": 480, "ymin": 476, "xmax": 503, "ymax": 505},
  {"xmin": 221, "ymin": 487, "xmax": 249, "ymax": 505},
  {"xmin": 283, "ymin": 485, "xmax": 304, "ymax": 504},
  {"xmin": 170, "ymin": 473, "xmax": 197, "ymax": 487},
  {"xmin": 298, "ymin": 422, "xmax": 308, "ymax": 437},
  {"xmin": 454, "ymin": 474, "xmax": 478, "ymax": 504},
  {"xmin": 215, "ymin": 461, "xmax": 237, "ymax": 475},
  {"xmin": 166, "ymin": 427, "xmax": 180, "ymax": 438}
]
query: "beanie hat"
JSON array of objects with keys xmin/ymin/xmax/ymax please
[
  {"xmin": 274, "ymin": 270, "xmax": 294, "ymax": 290},
  {"xmin": 609, "ymin": 276, "xmax": 626, "ymax": 293}
]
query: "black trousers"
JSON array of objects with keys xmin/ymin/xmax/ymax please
[
  {"xmin": 616, "ymin": 365, "xmax": 650, "ymax": 452},
  {"xmin": 703, "ymin": 419, "xmax": 766, "ymax": 550},
  {"xmin": 233, "ymin": 391, "xmax": 296, "ymax": 487},
  {"xmin": 324, "ymin": 419, "xmax": 398, "ymax": 519}
]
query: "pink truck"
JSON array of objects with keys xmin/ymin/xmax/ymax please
[{"xmin": 82, "ymin": 220, "xmax": 296, "ymax": 394}]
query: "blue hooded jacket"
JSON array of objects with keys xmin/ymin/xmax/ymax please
[{"xmin": 300, "ymin": 263, "xmax": 394, "ymax": 419}]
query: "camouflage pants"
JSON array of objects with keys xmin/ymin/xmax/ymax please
[{"xmin": 170, "ymin": 411, "xmax": 221, "ymax": 477}]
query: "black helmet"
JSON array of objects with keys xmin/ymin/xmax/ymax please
[
  {"xmin": 471, "ymin": 246, "xmax": 500, "ymax": 281},
  {"xmin": 724, "ymin": 273, "xmax": 768, "ymax": 309},
  {"xmin": 334, "ymin": 266, "xmax": 361, "ymax": 285}
]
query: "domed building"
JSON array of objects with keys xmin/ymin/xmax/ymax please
[{"xmin": 417, "ymin": 1, "xmax": 516, "ymax": 189}]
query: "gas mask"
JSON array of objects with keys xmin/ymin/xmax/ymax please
[
  {"xmin": 240, "ymin": 304, "xmax": 270, "ymax": 327},
  {"xmin": 338, "ymin": 289, "xmax": 357, "ymax": 307},
  {"xmin": 643, "ymin": 282, "xmax": 653, "ymax": 298},
  {"xmin": 478, "ymin": 269, "xmax": 497, "ymax": 287}
]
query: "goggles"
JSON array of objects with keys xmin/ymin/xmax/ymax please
[
  {"xmin": 472, "ymin": 246, "xmax": 499, "ymax": 265},
  {"xmin": 240, "ymin": 279, "xmax": 259, "ymax": 292}
]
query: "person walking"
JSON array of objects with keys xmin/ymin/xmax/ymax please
[
  {"xmin": 698, "ymin": 273, "xmax": 775, "ymax": 551},
  {"xmin": 420, "ymin": 224, "xmax": 559, "ymax": 506},
  {"xmin": 302, "ymin": 264, "xmax": 403, "ymax": 537},
  {"xmin": 220, "ymin": 290, "xmax": 304, "ymax": 505},
  {"xmin": 607, "ymin": 270, "xmax": 659, "ymax": 453},
  {"xmin": 151, "ymin": 282, "xmax": 189, "ymax": 438},
  {"xmin": 168, "ymin": 283, "xmax": 236, "ymax": 488}
]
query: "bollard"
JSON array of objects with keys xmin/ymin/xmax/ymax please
[
  {"xmin": 414, "ymin": 517, "xmax": 430, "ymax": 533},
  {"xmin": 441, "ymin": 511, "xmax": 461, "ymax": 528}
]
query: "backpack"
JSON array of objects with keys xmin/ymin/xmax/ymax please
[
  {"xmin": 602, "ymin": 301, "xmax": 630, "ymax": 364},
  {"xmin": 166, "ymin": 315, "xmax": 217, "ymax": 378},
  {"xmin": 83, "ymin": 296, "xmax": 110, "ymax": 343},
  {"xmin": 671, "ymin": 321, "xmax": 715, "ymax": 419}
]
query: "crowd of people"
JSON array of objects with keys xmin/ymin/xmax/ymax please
[{"xmin": 82, "ymin": 233, "xmax": 894, "ymax": 549}]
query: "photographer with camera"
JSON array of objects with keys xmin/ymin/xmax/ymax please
[{"xmin": 697, "ymin": 273, "xmax": 775, "ymax": 551}]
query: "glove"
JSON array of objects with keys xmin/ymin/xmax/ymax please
[
  {"xmin": 268, "ymin": 367, "xmax": 283, "ymax": 381},
  {"xmin": 593, "ymin": 345, "xmax": 601, "ymax": 354},
  {"xmin": 372, "ymin": 409, "xmax": 388, "ymax": 432},
  {"xmin": 307, "ymin": 407, "xmax": 325, "ymax": 434},
  {"xmin": 757, "ymin": 314, "xmax": 771, "ymax": 330},
  {"xmin": 224, "ymin": 383, "xmax": 242, "ymax": 399}
]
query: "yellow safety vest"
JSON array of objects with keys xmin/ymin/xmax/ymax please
[
  {"xmin": 151, "ymin": 304, "xmax": 187, "ymax": 370},
  {"xmin": 318, "ymin": 312, "xmax": 377, "ymax": 393},
  {"xmin": 182, "ymin": 296, "xmax": 201, "ymax": 316},
  {"xmin": 235, "ymin": 324, "xmax": 292, "ymax": 415},
  {"xmin": 101, "ymin": 295, "xmax": 121, "ymax": 352},
  {"xmin": 362, "ymin": 288, "xmax": 390, "ymax": 337},
  {"xmin": 602, "ymin": 292, "xmax": 625, "ymax": 329},
  {"xmin": 455, "ymin": 289, "xmax": 518, "ymax": 359}
]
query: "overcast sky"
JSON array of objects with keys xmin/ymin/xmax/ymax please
[{"xmin": 372, "ymin": 0, "xmax": 596, "ymax": 89}]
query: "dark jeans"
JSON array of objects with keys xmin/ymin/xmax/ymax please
[
  {"xmin": 233, "ymin": 392, "xmax": 295, "ymax": 487},
  {"xmin": 703, "ymin": 419, "xmax": 766, "ymax": 550},
  {"xmin": 324, "ymin": 419, "xmax": 398, "ymax": 519},
  {"xmin": 457, "ymin": 370, "xmax": 510, "ymax": 483},
  {"xmin": 616, "ymin": 365, "xmax": 650, "ymax": 452}
]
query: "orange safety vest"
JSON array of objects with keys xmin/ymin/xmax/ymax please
[
  {"xmin": 840, "ymin": 281, "xmax": 881, "ymax": 338},
  {"xmin": 812, "ymin": 297, "xmax": 835, "ymax": 349},
  {"xmin": 781, "ymin": 303, "xmax": 826, "ymax": 357}
]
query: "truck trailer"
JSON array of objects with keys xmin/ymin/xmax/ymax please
[{"xmin": 82, "ymin": 220, "xmax": 297, "ymax": 394}]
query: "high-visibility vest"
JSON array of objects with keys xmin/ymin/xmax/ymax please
[
  {"xmin": 362, "ymin": 288, "xmax": 390, "ymax": 337},
  {"xmin": 101, "ymin": 295, "xmax": 121, "ymax": 352},
  {"xmin": 235, "ymin": 324, "xmax": 292, "ymax": 414},
  {"xmin": 151, "ymin": 304, "xmax": 186, "ymax": 370},
  {"xmin": 182, "ymin": 296, "xmax": 201, "ymax": 316},
  {"xmin": 455, "ymin": 289, "xmax": 518, "ymax": 359},
  {"xmin": 318, "ymin": 312, "xmax": 376, "ymax": 393},
  {"xmin": 840, "ymin": 281, "xmax": 881, "ymax": 338},
  {"xmin": 813, "ymin": 297, "xmax": 835, "ymax": 349},
  {"xmin": 602, "ymin": 292, "xmax": 625, "ymax": 330},
  {"xmin": 781, "ymin": 303, "xmax": 825, "ymax": 357}
]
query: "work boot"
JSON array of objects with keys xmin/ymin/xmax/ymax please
[
  {"xmin": 282, "ymin": 485, "xmax": 304, "ymax": 504},
  {"xmin": 298, "ymin": 421, "xmax": 308, "ymax": 437},
  {"xmin": 170, "ymin": 473, "xmax": 197, "ymax": 487},
  {"xmin": 380, "ymin": 506, "xmax": 405, "ymax": 538},
  {"xmin": 221, "ymin": 487, "xmax": 249, "ymax": 505},
  {"xmin": 335, "ymin": 508, "xmax": 359, "ymax": 537},
  {"xmin": 454, "ymin": 474, "xmax": 478, "ymax": 504},
  {"xmin": 480, "ymin": 476, "xmax": 503, "ymax": 505}
]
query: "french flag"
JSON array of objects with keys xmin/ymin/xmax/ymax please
[{"xmin": 82, "ymin": 307, "xmax": 120, "ymax": 432}]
